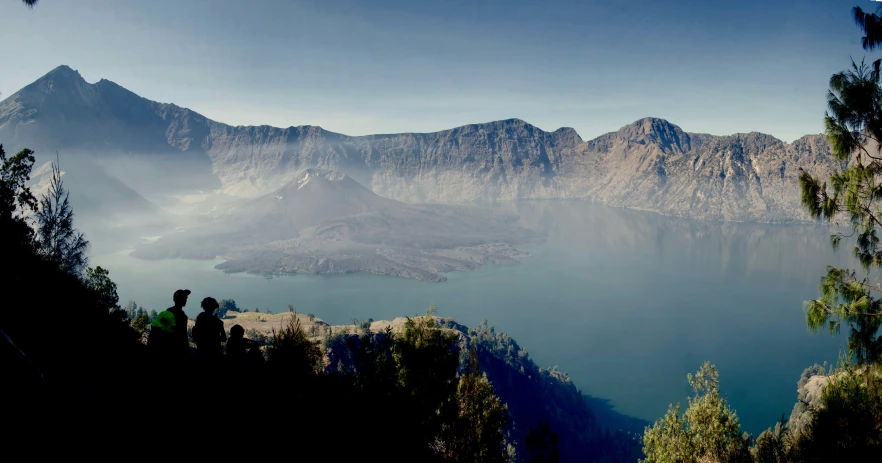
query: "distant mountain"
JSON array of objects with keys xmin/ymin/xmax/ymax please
[
  {"xmin": 224, "ymin": 168, "xmax": 401, "ymax": 234},
  {"xmin": 0, "ymin": 65, "xmax": 841, "ymax": 222},
  {"xmin": 27, "ymin": 157, "xmax": 169, "ymax": 254},
  {"xmin": 133, "ymin": 169, "xmax": 540, "ymax": 281}
]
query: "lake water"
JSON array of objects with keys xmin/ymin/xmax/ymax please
[{"xmin": 92, "ymin": 200, "xmax": 849, "ymax": 435}]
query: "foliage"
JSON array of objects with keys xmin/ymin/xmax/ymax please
[
  {"xmin": 120, "ymin": 301, "xmax": 151, "ymax": 341},
  {"xmin": 34, "ymin": 161, "xmax": 89, "ymax": 276},
  {"xmin": 788, "ymin": 365, "xmax": 882, "ymax": 462},
  {"xmin": 83, "ymin": 266, "xmax": 120, "ymax": 313},
  {"xmin": 131, "ymin": 312, "xmax": 150, "ymax": 338},
  {"xmin": 0, "ymin": 145, "xmax": 37, "ymax": 254},
  {"xmin": 0, "ymin": 143, "xmax": 143, "ymax": 398},
  {"xmin": 765, "ymin": 6, "xmax": 882, "ymax": 463},
  {"xmin": 244, "ymin": 328, "xmax": 271, "ymax": 346},
  {"xmin": 216, "ymin": 298, "xmax": 239, "ymax": 318},
  {"xmin": 854, "ymin": 4, "xmax": 882, "ymax": 57},
  {"xmin": 266, "ymin": 314, "xmax": 322, "ymax": 377},
  {"xmin": 470, "ymin": 319, "xmax": 642, "ymax": 463},
  {"xmin": 751, "ymin": 416, "xmax": 792, "ymax": 463},
  {"xmin": 394, "ymin": 314, "xmax": 461, "ymax": 445},
  {"xmin": 438, "ymin": 343, "xmax": 510, "ymax": 463},
  {"xmin": 798, "ymin": 4, "xmax": 882, "ymax": 369},
  {"xmin": 641, "ymin": 362, "xmax": 751, "ymax": 463}
]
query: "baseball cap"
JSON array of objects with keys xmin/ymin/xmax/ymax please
[{"xmin": 173, "ymin": 289, "xmax": 191, "ymax": 301}]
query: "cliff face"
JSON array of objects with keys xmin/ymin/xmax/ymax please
[
  {"xmin": 198, "ymin": 117, "xmax": 839, "ymax": 222},
  {"xmin": 0, "ymin": 65, "xmax": 841, "ymax": 222}
]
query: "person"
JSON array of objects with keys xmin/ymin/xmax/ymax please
[
  {"xmin": 225, "ymin": 324, "xmax": 259, "ymax": 362},
  {"xmin": 225, "ymin": 324, "xmax": 262, "ymax": 391},
  {"xmin": 193, "ymin": 297, "xmax": 226, "ymax": 360},
  {"xmin": 147, "ymin": 289, "xmax": 191, "ymax": 360}
]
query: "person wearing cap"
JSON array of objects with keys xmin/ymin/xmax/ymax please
[{"xmin": 147, "ymin": 289, "xmax": 192, "ymax": 361}]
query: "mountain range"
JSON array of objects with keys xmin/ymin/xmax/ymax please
[{"xmin": 0, "ymin": 65, "xmax": 840, "ymax": 223}]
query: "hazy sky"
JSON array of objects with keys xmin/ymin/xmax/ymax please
[{"xmin": 0, "ymin": 0, "xmax": 874, "ymax": 141}]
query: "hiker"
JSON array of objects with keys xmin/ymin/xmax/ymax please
[
  {"xmin": 147, "ymin": 289, "xmax": 191, "ymax": 360},
  {"xmin": 193, "ymin": 297, "xmax": 226, "ymax": 360},
  {"xmin": 226, "ymin": 324, "xmax": 258, "ymax": 361},
  {"xmin": 226, "ymin": 324, "xmax": 264, "ymax": 368}
]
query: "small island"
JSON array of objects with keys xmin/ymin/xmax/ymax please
[{"xmin": 132, "ymin": 169, "xmax": 542, "ymax": 282}]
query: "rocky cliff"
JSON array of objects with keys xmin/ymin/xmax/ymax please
[{"xmin": 0, "ymin": 65, "xmax": 841, "ymax": 222}]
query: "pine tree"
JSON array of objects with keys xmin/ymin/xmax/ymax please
[
  {"xmin": 35, "ymin": 161, "xmax": 89, "ymax": 276},
  {"xmin": 0, "ymin": 146, "xmax": 37, "ymax": 254},
  {"xmin": 797, "ymin": 3, "xmax": 882, "ymax": 367}
]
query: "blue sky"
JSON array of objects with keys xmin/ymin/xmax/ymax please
[{"xmin": 0, "ymin": 0, "xmax": 874, "ymax": 141}]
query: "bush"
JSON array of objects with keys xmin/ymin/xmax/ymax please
[{"xmin": 266, "ymin": 314, "xmax": 322, "ymax": 380}]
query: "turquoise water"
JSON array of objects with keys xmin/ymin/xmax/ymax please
[{"xmin": 92, "ymin": 201, "xmax": 848, "ymax": 435}]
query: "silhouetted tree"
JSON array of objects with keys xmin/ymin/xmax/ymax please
[
  {"xmin": 83, "ymin": 266, "xmax": 119, "ymax": 313},
  {"xmin": 439, "ymin": 343, "xmax": 509, "ymax": 462},
  {"xmin": 35, "ymin": 161, "xmax": 89, "ymax": 276},
  {"xmin": 853, "ymin": 4, "xmax": 882, "ymax": 58},
  {"xmin": 266, "ymin": 314, "xmax": 322, "ymax": 379},
  {"xmin": 0, "ymin": 145, "xmax": 37, "ymax": 254},
  {"xmin": 394, "ymin": 315, "xmax": 461, "ymax": 450}
]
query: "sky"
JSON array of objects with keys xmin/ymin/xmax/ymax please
[{"xmin": 0, "ymin": 0, "xmax": 876, "ymax": 142}]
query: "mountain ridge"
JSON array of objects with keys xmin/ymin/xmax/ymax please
[{"xmin": 0, "ymin": 65, "xmax": 838, "ymax": 222}]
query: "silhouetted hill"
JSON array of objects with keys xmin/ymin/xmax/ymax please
[{"xmin": 221, "ymin": 312, "xmax": 645, "ymax": 461}]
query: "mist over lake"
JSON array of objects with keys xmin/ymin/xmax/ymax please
[{"xmin": 92, "ymin": 200, "xmax": 846, "ymax": 434}]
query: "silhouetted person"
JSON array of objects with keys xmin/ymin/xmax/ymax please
[
  {"xmin": 225, "ymin": 324, "xmax": 256, "ymax": 392},
  {"xmin": 226, "ymin": 324, "xmax": 247, "ymax": 360},
  {"xmin": 226, "ymin": 324, "xmax": 261, "ymax": 362},
  {"xmin": 226, "ymin": 324, "xmax": 263, "ymax": 388},
  {"xmin": 193, "ymin": 297, "xmax": 226, "ymax": 360},
  {"xmin": 147, "ymin": 289, "xmax": 191, "ymax": 365}
]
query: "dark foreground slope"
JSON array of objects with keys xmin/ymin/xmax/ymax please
[{"xmin": 0, "ymin": 65, "xmax": 839, "ymax": 223}]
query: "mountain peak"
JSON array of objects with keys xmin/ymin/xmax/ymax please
[
  {"xmin": 624, "ymin": 117, "xmax": 682, "ymax": 134},
  {"xmin": 616, "ymin": 117, "xmax": 691, "ymax": 153},
  {"xmin": 38, "ymin": 65, "xmax": 87, "ymax": 84},
  {"xmin": 452, "ymin": 118, "xmax": 537, "ymax": 134},
  {"xmin": 12, "ymin": 64, "xmax": 90, "ymax": 102},
  {"xmin": 277, "ymin": 168, "xmax": 352, "ymax": 193},
  {"xmin": 299, "ymin": 168, "xmax": 347, "ymax": 183}
]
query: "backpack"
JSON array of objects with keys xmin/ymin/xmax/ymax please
[{"xmin": 147, "ymin": 310, "xmax": 177, "ymax": 351}]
